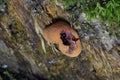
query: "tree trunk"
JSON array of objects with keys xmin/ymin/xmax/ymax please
[{"xmin": 0, "ymin": 0, "xmax": 120, "ymax": 80}]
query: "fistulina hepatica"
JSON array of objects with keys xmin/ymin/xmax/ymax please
[{"xmin": 43, "ymin": 21, "xmax": 82, "ymax": 57}]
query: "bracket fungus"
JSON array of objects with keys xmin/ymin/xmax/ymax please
[{"xmin": 43, "ymin": 21, "xmax": 81, "ymax": 57}]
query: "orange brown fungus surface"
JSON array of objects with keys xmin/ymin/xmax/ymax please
[{"xmin": 43, "ymin": 21, "xmax": 82, "ymax": 57}]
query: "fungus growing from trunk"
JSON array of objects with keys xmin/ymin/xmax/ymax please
[{"xmin": 43, "ymin": 21, "xmax": 82, "ymax": 57}]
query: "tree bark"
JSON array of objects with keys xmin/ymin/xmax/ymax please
[{"xmin": 0, "ymin": 0, "xmax": 120, "ymax": 80}]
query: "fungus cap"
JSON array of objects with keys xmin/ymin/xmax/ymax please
[{"xmin": 43, "ymin": 21, "xmax": 81, "ymax": 57}]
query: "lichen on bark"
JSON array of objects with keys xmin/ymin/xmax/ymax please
[{"xmin": 0, "ymin": 0, "xmax": 120, "ymax": 80}]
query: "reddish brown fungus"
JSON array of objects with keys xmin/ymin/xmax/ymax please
[{"xmin": 43, "ymin": 21, "xmax": 82, "ymax": 57}]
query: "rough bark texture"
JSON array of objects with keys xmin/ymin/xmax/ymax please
[{"xmin": 0, "ymin": 0, "xmax": 120, "ymax": 80}]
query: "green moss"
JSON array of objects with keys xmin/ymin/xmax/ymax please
[
  {"xmin": 3, "ymin": 71, "xmax": 15, "ymax": 80},
  {"xmin": 14, "ymin": 21, "xmax": 24, "ymax": 31},
  {"xmin": 36, "ymin": 42, "xmax": 45, "ymax": 54},
  {"xmin": 0, "ymin": 0, "xmax": 9, "ymax": 5},
  {"xmin": 9, "ymin": 21, "xmax": 29, "ymax": 43},
  {"xmin": 87, "ymin": 53, "xmax": 93, "ymax": 61},
  {"xmin": 63, "ymin": 0, "xmax": 120, "ymax": 23},
  {"xmin": 0, "ymin": 76, "xmax": 3, "ymax": 80},
  {"xmin": 0, "ymin": 69, "xmax": 29, "ymax": 80},
  {"xmin": 61, "ymin": 0, "xmax": 120, "ymax": 38}
]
